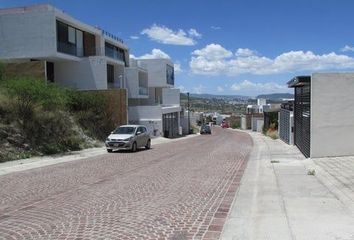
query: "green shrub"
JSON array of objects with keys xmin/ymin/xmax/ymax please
[
  {"xmin": 27, "ymin": 110, "xmax": 84, "ymax": 154},
  {"xmin": 67, "ymin": 91, "xmax": 114, "ymax": 140},
  {"xmin": 231, "ymin": 122, "xmax": 240, "ymax": 129},
  {"xmin": 0, "ymin": 61, "xmax": 5, "ymax": 81},
  {"xmin": 1, "ymin": 77, "xmax": 68, "ymax": 130}
]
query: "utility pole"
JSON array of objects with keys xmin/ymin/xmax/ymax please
[{"xmin": 187, "ymin": 92, "xmax": 190, "ymax": 134}]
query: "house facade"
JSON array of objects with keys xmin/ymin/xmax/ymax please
[
  {"xmin": 288, "ymin": 73, "xmax": 354, "ymax": 158},
  {"xmin": 127, "ymin": 59, "xmax": 182, "ymax": 138},
  {"xmin": 0, "ymin": 4, "xmax": 129, "ymax": 90}
]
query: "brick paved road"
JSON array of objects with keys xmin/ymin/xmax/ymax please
[{"xmin": 0, "ymin": 127, "xmax": 252, "ymax": 240}]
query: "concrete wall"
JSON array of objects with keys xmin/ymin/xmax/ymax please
[
  {"xmin": 128, "ymin": 105, "xmax": 163, "ymax": 136},
  {"xmin": 126, "ymin": 67, "xmax": 148, "ymax": 99},
  {"xmin": 54, "ymin": 57, "xmax": 107, "ymax": 90},
  {"xmin": 162, "ymin": 88, "xmax": 180, "ymax": 105},
  {"xmin": 0, "ymin": 8, "xmax": 57, "ymax": 60},
  {"xmin": 137, "ymin": 59, "xmax": 173, "ymax": 87},
  {"xmin": 311, "ymin": 73, "xmax": 354, "ymax": 158}
]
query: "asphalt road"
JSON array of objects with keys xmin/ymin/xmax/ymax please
[{"xmin": 0, "ymin": 127, "xmax": 252, "ymax": 240}]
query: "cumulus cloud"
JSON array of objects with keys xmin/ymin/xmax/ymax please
[
  {"xmin": 217, "ymin": 86, "xmax": 224, "ymax": 92},
  {"xmin": 188, "ymin": 28, "xmax": 202, "ymax": 38},
  {"xmin": 231, "ymin": 80, "xmax": 287, "ymax": 93},
  {"xmin": 341, "ymin": 45, "xmax": 354, "ymax": 52},
  {"xmin": 174, "ymin": 62, "xmax": 183, "ymax": 74},
  {"xmin": 141, "ymin": 24, "xmax": 201, "ymax": 46},
  {"xmin": 190, "ymin": 44, "xmax": 354, "ymax": 76},
  {"xmin": 193, "ymin": 84, "xmax": 206, "ymax": 94},
  {"xmin": 132, "ymin": 49, "xmax": 171, "ymax": 59},
  {"xmin": 178, "ymin": 85, "xmax": 187, "ymax": 93}
]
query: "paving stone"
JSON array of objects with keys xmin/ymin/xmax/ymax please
[{"xmin": 0, "ymin": 127, "xmax": 252, "ymax": 239}]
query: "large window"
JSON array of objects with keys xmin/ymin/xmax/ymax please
[
  {"xmin": 166, "ymin": 64, "xmax": 174, "ymax": 85},
  {"xmin": 56, "ymin": 20, "xmax": 95, "ymax": 57},
  {"xmin": 105, "ymin": 42, "xmax": 126, "ymax": 65}
]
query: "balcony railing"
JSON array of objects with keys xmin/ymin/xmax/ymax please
[
  {"xmin": 57, "ymin": 41, "xmax": 77, "ymax": 56},
  {"xmin": 139, "ymin": 87, "xmax": 148, "ymax": 96},
  {"xmin": 57, "ymin": 41, "xmax": 96, "ymax": 57},
  {"xmin": 105, "ymin": 47, "xmax": 125, "ymax": 62}
]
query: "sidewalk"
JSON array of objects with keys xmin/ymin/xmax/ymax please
[
  {"xmin": 221, "ymin": 130, "xmax": 354, "ymax": 240},
  {"xmin": 0, "ymin": 134, "xmax": 199, "ymax": 176}
]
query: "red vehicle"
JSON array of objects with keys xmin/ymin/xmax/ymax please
[{"xmin": 221, "ymin": 121, "xmax": 229, "ymax": 128}]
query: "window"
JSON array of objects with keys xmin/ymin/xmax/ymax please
[
  {"xmin": 105, "ymin": 42, "xmax": 126, "ymax": 65},
  {"xmin": 166, "ymin": 65, "xmax": 174, "ymax": 85},
  {"xmin": 68, "ymin": 26, "xmax": 76, "ymax": 44},
  {"xmin": 107, "ymin": 64, "xmax": 114, "ymax": 84},
  {"xmin": 56, "ymin": 20, "xmax": 94, "ymax": 57}
]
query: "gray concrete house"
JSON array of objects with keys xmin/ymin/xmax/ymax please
[{"xmin": 288, "ymin": 73, "xmax": 354, "ymax": 158}]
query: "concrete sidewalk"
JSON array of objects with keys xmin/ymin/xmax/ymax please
[
  {"xmin": 0, "ymin": 134, "xmax": 199, "ymax": 176},
  {"xmin": 221, "ymin": 130, "xmax": 354, "ymax": 240}
]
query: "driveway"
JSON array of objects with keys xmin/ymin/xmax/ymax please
[{"xmin": 0, "ymin": 127, "xmax": 252, "ymax": 240}]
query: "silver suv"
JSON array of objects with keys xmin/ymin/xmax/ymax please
[{"xmin": 105, "ymin": 125, "xmax": 151, "ymax": 153}]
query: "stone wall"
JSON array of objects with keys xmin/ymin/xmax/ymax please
[{"xmin": 3, "ymin": 61, "xmax": 46, "ymax": 80}]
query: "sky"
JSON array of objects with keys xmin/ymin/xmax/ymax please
[{"xmin": 2, "ymin": 0, "xmax": 354, "ymax": 96}]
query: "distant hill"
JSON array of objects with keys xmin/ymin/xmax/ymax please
[
  {"xmin": 188, "ymin": 93, "xmax": 250, "ymax": 100},
  {"xmin": 256, "ymin": 93, "xmax": 294, "ymax": 100}
]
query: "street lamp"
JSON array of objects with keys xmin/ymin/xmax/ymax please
[{"xmin": 187, "ymin": 92, "xmax": 190, "ymax": 134}]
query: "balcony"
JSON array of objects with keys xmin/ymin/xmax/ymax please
[
  {"xmin": 57, "ymin": 41, "xmax": 96, "ymax": 57},
  {"xmin": 105, "ymin": 47, "xmax": 125, "ymax": 62},
  {"xmin": 57, "ymin": 41, "xmax": 77, "ymax": 56}
]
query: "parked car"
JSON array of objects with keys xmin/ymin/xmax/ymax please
[
  {"xmin": 200, "ymin": 124, "xmax": 212, "ymax": 134},
  {"xmin": 221, "ymin": 121, "xmax": 229, "ymax": 128},
  {"xmin": 105, "ymin": 125, "xmax": 151, "ymax": 153}
]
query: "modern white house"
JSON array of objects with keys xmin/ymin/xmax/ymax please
[
  {"xmin": 246, "ymin": 98, "xmax": 271, "ymax": 114},
  {"xmin": 288, "ymin": 73, "xmax": 354, "ymax": 158},
  {"xmin": 0, "ymin": 4, "xmax": 129, "ymax": 90},
  {"xmin": 127, "ymin": 59, "xmax": 182, "ymax": 138}
]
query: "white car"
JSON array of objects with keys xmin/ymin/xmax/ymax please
[{"xmin": 105, "ymin": 125, "xmax": 151, "ymax": 153}]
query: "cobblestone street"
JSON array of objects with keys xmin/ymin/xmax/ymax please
[{"xmin": 0, "ymin": 127, "xmax": 252, "ymax": 240}]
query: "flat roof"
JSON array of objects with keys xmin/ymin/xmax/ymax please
[{"xmin": 287, "ymin": 76, "xmax": 311, "ymax": 88}]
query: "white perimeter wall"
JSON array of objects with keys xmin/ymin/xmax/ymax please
[
  {"xmin": 162, "ymin": 88, "xmax": 180, "ymax": 105},
  {"xmin": 311, "ymin": 73, "xmax": 354, "ymax": 158},
  {"xmin": 0, "ymin": 9, "xmax": 57, "ymax": 59},
  {"xmin": 54, "ymin": 57, "xmax": 107, "ymax": 90},
  {"xmin": 126, "ymin": 68, "xmax": 142, "ymax": 98}
]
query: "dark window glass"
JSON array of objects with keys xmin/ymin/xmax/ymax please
[
  {"xmin": 107, "ymin": 64, "xmax": 114, "ymax": 84},
  {"xmin": 166, "ymin": 65, "xmax": 174, "ymax": 85},
  {"xmin": 105, "ymin": 42, "xmax": 126, "ymax": 65}
]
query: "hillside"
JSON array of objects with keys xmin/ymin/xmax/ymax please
[{"xmin": 256, "ymin": 93, "xmax": 294, "ymax": 100}]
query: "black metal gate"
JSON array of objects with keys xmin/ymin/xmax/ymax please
[
  {"xmin": 294, "ymin": 84, "xmax": 311, "ymax": 157},
  {"xmin": 162, "ymin": 112, "xmax": 179, "ymax": 138}
]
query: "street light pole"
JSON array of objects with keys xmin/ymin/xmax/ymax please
[{"xmin": 187, "ymin": 92, "xmax": 190, "ymax": 134}]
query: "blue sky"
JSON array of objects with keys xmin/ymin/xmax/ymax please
[{"xmin": 2, "ymin": 0, "xmax": 354, "ymax": 96}]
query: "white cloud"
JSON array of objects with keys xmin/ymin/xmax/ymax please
[
  {"xmin": 235, "ymin": 48, "xmax": 257, "ymax": 57},
  {"xmin": 231, "ymin": 80, "xmax": 288, "ymax": 93},
  {"xmin": 141, "ymin": 24, "xmax": 201, "ymax": 46},
  {"xmin": 193, "ymin": 84, "xmax": 206, "ymax": 94},
  {"xmin": 174, "ymin": 62, "xmax": 183, "ymax": 74},
  {"xmin": 130, "ymin": 36, "xmax": 139, "ymax": 40},
  {"xmin": 178, "ymin": 85, "xmax": 187, "ymax": 93},
  {"xmin": 341, "ymin": 45, "xmax": 354, "ymax": 52},
  {"xmin": 190, "ymin": 44, "xmax": 354, "ymax": 76},
  {"xmin": 132, "ymin": 49, "xmax": 171, "ymax": 59},
  {"xmin": 188, "ymin": 28, "xmax": 202, "ymax": 38},
  {"xmin": 217, "ymin": 86, "xmax": 224, "ymax": 92},
  {"xmin": 211, "ymin": 26, "xmax": 221, "ymax": 30}
]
